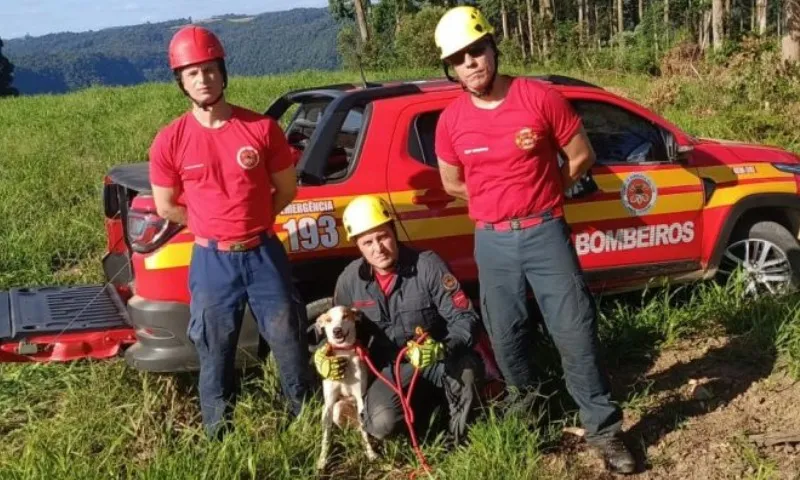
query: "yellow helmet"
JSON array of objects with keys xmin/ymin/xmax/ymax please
[
  {"xmin": 434, "ymin": 6, "xmax": 495, "ymax": 60},
  {"xmin": 342, "ymin": 195, "xmax": 394, "ymax": 241}
]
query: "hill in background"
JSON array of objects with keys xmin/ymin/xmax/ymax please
[{"xmin": 3, "ymin": 7, "xmax": 341, "ymax": 95}]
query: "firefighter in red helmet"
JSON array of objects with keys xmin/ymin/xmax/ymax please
[
  {"xmin": 167, "ymin": 25, "xmax": 228, "ymax": 110},
  {"xmin": 148, "ymin": 25, "xmax": 313, "ymax": 438}
]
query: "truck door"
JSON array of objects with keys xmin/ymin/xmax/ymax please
[
  {"xmin": 384, "ymin": 98, "xmax": 478, "ymax": 283},
  {"xmin": 274, "ymin": 94, "xmax": 386, "ymax": 287},
  {"xmin": 563, "ymin": 95, "xmax": 705, "ymax": 290}
]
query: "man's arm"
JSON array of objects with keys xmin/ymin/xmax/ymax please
[
  {"xmin": 437, "ymin": 159, "xmax": 469, "ymax": 202},
  {"xmin": 152, "ymin": 184, "xmax": 188, "ymax": 225},
  {"xmin": 422, "ymin": 252, "xmax": 478, "ymax": 352},
  {"xmin": 270, "ymin": 165, "xmax": 298, "ymax": 216},
  {"xmin": 559, "ymin": 125, "xmax": 596, "ymax": 189}
]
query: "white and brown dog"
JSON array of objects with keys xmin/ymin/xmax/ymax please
[{"xmin": 315, "ymin": 305, "xmax": 378, "ymax": 471}]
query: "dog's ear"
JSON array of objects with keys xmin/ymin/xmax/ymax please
[
  {"xmin": 314, "ymin": 313, "xmax": 330, "ymax": 335},
  {"xmin": 349, "ymin": 307, "xmax": 361, "ymax": 321}
]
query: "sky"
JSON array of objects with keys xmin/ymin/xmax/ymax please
[{"xmin": 1, "ymin": 0, "xmax": 329, "ymax": 40}]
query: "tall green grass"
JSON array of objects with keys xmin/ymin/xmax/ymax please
[{"xmin": 1, "ymin": 277, "xmax": 797, "ymax": 479}]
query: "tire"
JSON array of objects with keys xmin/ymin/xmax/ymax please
[{"xmin": 717, "ymin": 220, "xmax": 800, "ymax": 297}]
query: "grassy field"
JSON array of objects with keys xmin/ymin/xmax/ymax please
[{"xmin": 1, "ymin": 65, "xmax": 800, "ymax": 478}]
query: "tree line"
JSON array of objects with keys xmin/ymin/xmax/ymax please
[
  {"xmin": 0, "ymin": 38, "xmax": 18, "ymax": 97},
  {"xmin": 331, "ymin": 0, "xmax": 800, "ymax": 73},
  {"xmin": 3, "ymin": 1, "xmax": 798, "ymax": 98}
]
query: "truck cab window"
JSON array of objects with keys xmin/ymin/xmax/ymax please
[
  {"xmin": 284, "ymin": 100, "xmax": 365, "ymax": 182},
  {"xmin": 570, "ymin": 100, "xmax": 670, "ymax": 165},
  {"xmin": 408, "ymin": 110, "xmax": 442, "ymax": 168}
]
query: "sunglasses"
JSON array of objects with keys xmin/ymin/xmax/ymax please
[{"xmin": 445, "ymin": 40, "xmax": 491, "ymax": 66}]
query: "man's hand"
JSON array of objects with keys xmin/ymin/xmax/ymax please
[
  {"xmin": 314, "ymin": 344, "xmax": 347, "ymax": 380},
  {"xmin": 405, "ymin": 338, "xmax": 446, "ymax": 369},
  {"xmin": 271, "ymin": 165, "xmax": 298, "ymax": 215},
  {"xmin": 151, "ymin": 184, "xmax": 188, "ymax": 225},
  {"xmin": 559, "ymin": 126, "xmax": 596, "ymax": 189},
  {"xmin": 437, "ymin": 160, "xmax": 469, "ymax": 201}
]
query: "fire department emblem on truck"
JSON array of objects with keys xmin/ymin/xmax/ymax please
[{"xmin": 621, "ymin": 173, "xmax": 657, "ymax": 215}]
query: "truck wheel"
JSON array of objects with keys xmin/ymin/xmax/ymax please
[{"xmin": 717, "ymin": 220, "xmax": 800, "ymax": 297}]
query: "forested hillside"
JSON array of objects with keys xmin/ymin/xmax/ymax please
[{"xmin": 3, "ymin": 8, "xmax": 340, "ymax": 95}]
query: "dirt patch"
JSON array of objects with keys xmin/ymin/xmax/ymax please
[{"xmin": 545, "ymin": 336, "xmax": 800, "ymax": 479}]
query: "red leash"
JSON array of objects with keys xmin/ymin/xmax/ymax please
[{"xmin": 356, "ymin": 329, "xmax": 434, "ymax": 478}]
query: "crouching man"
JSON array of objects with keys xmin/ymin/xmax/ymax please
[{"xmin": 314, "ymin": 195, "xmax": 484, "ymax": 444}]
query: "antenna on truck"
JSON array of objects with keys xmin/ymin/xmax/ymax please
[{"xmin": 355, "ymin": 52, "xmax": 369, "ymax": 89}]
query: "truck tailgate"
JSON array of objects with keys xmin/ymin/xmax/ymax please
[{"xmin": 0, "ymin": 292, "xmax": 10, "ymax": 340}]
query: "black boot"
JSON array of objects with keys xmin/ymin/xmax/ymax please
[{"xmin": 591, "ymin": 434, "xmax": 636, "ymax": 474}]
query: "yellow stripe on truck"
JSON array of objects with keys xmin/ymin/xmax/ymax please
[
  {"xmin": 388, "ymin": 191, "xmax": 469, "ymax": 213},
  {"xmin": 141, "ymin": 171, "xmax": 794, "ymax": 270},
  {"xmin": 591, "ymin": 169, "xmax": 701, "ymax": 191},
  {"xmin": 144, "ymin": 242, "xmax": 194, "ymax": 270},
  {"xmin": 697, "ymin": 163, "xmax": 795, "ymax": 183},
  {"xmin": 566, "ymin": 192, "xmax": 705, "ymax": 223},
  {"xmin": 705, "ymin": 181, "xmax": 797, "ymax": 209},
  {"xmin": 399, "ymin": 215, "xmax": 474, "ymax": 240}
]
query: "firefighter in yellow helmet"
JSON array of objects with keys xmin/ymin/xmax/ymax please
[
  {"xmin": 313, "ymin": 194, "xmax": 486, "ymax": 445},
  {"xmin": 434, "ymin": 5, "xmax": 498, "ymax": 97},
  {"xmin": 433, "ymin": 6, "xmax": 636, "ymax": 475}
]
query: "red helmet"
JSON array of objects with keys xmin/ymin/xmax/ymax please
[{"xmin": 168, "ymin": 25, "xmax": 225, "ymax": 70}]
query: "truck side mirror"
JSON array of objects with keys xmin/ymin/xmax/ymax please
[{"xmin": 665, "ymin": 131, "xmax": 694, "ymax": 163}]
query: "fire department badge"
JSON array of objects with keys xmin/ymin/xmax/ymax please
[
  {"xmin": 237, "ymin": 146, "xmax": 260, "ymax": 170},
  {"xmin": 452, "ymin": 290, "xmax": 470, "ymax": 310},
  {"xmin": 621, "ymin": 173, "xmax": 657, "ymax": 215},
  {"xmin": 514, "ymin": 127, "xmax": 538, "ymax": 151},
  {"xmin": 442, "ymin": 273, "xmax": 458, "ymax": 292}
]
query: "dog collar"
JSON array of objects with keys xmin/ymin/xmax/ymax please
[{"xmin": 327, "ymin": 342, "xmax": 360, "ymax": 353}]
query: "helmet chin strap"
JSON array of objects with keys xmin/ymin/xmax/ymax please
[
  {"xmin": 444, "ymin": 64, "xmax": 497, "ymax": 98},
  {"xmin": 467, "ymin": 67, "xmax": 498, "ymax": 98},
  {"xmin": 174, "ymin": 60, "xmax": 228, "ymax": 112},
  {"xmin": 190, "ymin": 91, "xmax": 224, "ymax": 111},
  {"xmin": 442, "ymin": 43, "xmax": 500, "ymax": 98}
]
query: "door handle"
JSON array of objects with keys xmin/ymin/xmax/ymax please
[{"xmin": 411, "ymin": 190, "xmax": 455, "ymax": 208}]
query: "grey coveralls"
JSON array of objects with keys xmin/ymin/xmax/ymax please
[{"xmin": 333, "ymin": 244, "xmax": 484, "ymax": 443}]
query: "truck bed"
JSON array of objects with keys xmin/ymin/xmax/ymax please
[
  {"xmin": 0, "ymin": 285, "xmax": 134, "ymax": 362},
  {"xmin": 0, "ymin": 285, "xmax": 129, "ymax": 340}
]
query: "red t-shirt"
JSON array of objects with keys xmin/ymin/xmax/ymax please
[
  {"xmin": 148, "ymin": 105, "xmax": 294, "ymax": 241},
  {"xmin": 434, "ymin": 77, "xmax": 582, "ymax": 224},
  {"xmin": 374, "ymin": 271, "xmax": 396, "ymax": 296}
]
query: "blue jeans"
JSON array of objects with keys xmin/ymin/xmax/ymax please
[
  {"xmin": 187, "ymin": 232, "xmax": 312, "ymax": 437},
  {"xmin": 474, "ymin": 216, "xmax": 622, "ymax": 443}
]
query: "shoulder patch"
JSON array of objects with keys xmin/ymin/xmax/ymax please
[
  {"xmin": 442, "ymin": 273, "xmax": 458, "ymax": 292},
  {"xmin": 452, "ymin": 290, "xmax": 470, "ymax": 310}
]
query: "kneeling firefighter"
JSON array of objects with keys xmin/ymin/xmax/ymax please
[{"xmin": 314, "ymin": 195, "xmax": 486, "ymax": 444}]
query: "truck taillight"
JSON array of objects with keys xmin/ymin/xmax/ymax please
[{"xmin": 127, "ymin": 210, "xmax": 182, "ymax": 254}]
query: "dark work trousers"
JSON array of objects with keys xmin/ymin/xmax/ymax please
[
  {"xmin": 187, "ymin": 232, "xmax": 312, "ymax": 438},
  {"xmin": 474, "ymin": 215, "xmax": 622, "ymax": 444},
  {"xmin": 362, "ymin": 351, "xmax": 482, "ymax": 445}
]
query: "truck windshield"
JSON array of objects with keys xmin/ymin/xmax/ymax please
[{"xmin": 284, "ymin": 99, "xmax": 365, "ymax": 182}]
